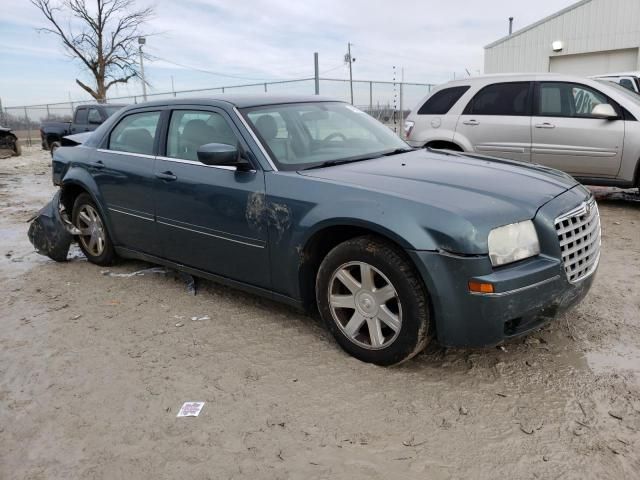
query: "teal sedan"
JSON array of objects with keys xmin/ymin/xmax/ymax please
[{"xmin": 50, "ymin": 96, "xmax": 600, "ymax": 365}]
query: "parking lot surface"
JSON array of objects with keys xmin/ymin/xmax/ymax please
[{"xmin": 1, "ymin": 147, "xmax": 639, "ymax": 479}]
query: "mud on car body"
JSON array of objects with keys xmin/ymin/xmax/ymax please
[{"xmin": 44, "ymin": 95, "xmax": 600, "ymax": 366}]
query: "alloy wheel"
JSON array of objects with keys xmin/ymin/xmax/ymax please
[
  {"xmin": 328, "ymin": 261, "xmax": 402, "ymax": 350},
  {"xmin": 76, "ymin": 204, "xmax": 106, "ymax": 257}
]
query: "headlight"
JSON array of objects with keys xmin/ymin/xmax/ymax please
[{"xmin": 488, "ymin": 220, "xmax": 540, "ymax": 266}]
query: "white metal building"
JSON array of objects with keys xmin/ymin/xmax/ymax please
[{"xmin": 484, "ymin": 0, "xmax": 640, "ymax": 75}]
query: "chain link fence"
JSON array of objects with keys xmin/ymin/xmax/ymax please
[{"xmin": 1, "ymin": 78, "xmax": 434, "ymax": 147}]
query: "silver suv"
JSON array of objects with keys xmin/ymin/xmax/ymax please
[{"xmin": 404, "ymin": 73, "xmax": 640, "ymax": 188}]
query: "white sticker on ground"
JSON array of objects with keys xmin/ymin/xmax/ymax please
[{"xmin": 177, "ymin": 402, "xmax": 205, "ymax": 417}]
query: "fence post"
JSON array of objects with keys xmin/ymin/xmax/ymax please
[
  {"xmin": 46, "ymin": 104, "xmax": 51, "ymax": 119},
  {"xmin": 264, "ymin": 83, "xmax": 267, "ymax": 93},
  {"xmin": 24, "ymin": 106, "xmax": 32, "ymax": 147},
  {"xmin": 369, "ymin": 82, "xmax": 373, "ymax": 112},
  {"xmin": 399, "ymin": 82, "xmax": 404, "ymax": 134},
  {"xmin": 314, "ymin": 52, "xmax": 320, "ymax": 95}
]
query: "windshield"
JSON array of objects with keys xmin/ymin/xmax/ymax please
[
  {"xmin": 596, "ymin": 79, "xmax": 640, "ymax": 105},
  {"xmin": 242, "ymin": 102, "xmax": 409, "ymax": 170}
]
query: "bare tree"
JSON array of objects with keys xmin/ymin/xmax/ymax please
[{"xmin": 31, "ymin": 0, "xmax": 153, "ymax": 101}]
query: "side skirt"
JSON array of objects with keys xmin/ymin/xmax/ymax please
[{"xmin": 114, "ymin": 246, "xmax": 304, "ymax": 311}]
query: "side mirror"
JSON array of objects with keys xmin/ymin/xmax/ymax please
[
  {"xmin": 196, "ymin": 143, "xmax": 252, "ymax": 170},
  {"xmin": 591, "ymin": 103, "xmax": 617, "ymax": 119},
  {"xmin": 88, "ymin": 118, "xmax": 102, "ymax": 125}
]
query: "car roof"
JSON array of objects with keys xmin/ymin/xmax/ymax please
[
  {"xmin": 124, "ymin": 94, "xmax": 342, "ymax": 109},
  {"xmin": 591, "ymin": 71, "xmax": 640, "ymax": 78},
  {"xmin": 441, "ymin": 72, "xmax": 607, "ymax": 87}
]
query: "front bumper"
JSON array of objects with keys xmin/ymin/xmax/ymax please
[
  {"xmin": 408, "ymin": 250, "xmax": 596, "ymax": 347},
  {"xmin": 408, "ymin": 184, "xmax": 597, "ymax": 347}
]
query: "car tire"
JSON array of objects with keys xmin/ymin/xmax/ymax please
[
  {"xmin": 316, "ymin": 235, "xmax": 431, "ymax": 366},
  {"xmin": 11, "ymin": 141, "xmax": 21, "ymax": 157},
  {"xmin": 50, "ymin": 141, "xmax": 61, "ymax": 156},
  {"xmin": 72, "ymin": 193, "xmax": 116, "ymax": 266}
]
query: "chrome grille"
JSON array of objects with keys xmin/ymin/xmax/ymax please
[{"xmin": 554, "ymin": 198, "xmax": 601, "ymax": 283}]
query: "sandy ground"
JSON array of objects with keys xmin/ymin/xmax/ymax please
[{"xmin": 1, "ymin": 147, "xmax": 639, "ymax": 480}]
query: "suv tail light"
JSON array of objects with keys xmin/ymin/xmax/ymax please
[{"xmin": 403, "ymin": 120, "xmax": 415, "ymax": 139}]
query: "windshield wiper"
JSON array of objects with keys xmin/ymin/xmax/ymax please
[
  {"xmin": 380, "ymin": 147, "xmax": 413, "ymax": 156},
  {"xmin": 303, "ymin": 157, "xmax": 371, "ymax": 170},
  {"xmin": 303, "ymin": 148, "xmax": 413, "ymax": 170}
]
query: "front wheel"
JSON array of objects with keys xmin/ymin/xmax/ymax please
[
  {"xmin": 72, "ymin": 193, "xmax": 116, "ymax": 265},
  {"xmin": 316, "ymin": 236, "xmax": 431, "ymax": 366}
]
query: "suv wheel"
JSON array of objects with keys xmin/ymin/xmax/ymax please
[
  {"xmin": 316, "ymin": 236, "xmax": 430, "ymax": 366},
  {"xmin": 72, "ymin": 193, "xmax": 116, "ymax": 265}
]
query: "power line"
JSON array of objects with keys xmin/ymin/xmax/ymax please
[{"xmin": 147, "ymin": 53, "xmax": 318, "ymax": 82}]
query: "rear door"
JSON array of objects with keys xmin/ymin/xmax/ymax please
[
  {"xmin": 92, "ymin": 108, "xmax": 162, "ymax": 254},
  {"xmin": 153, "ymin": 107, "xmax": 270, "ymax": 288},
  {"xmin": 454, "ymin": 81, "xmax": 532, "ymax": 162},
  {"xmin": 531, "ymin": 81, "xmax": 624, "ymax": 177}
]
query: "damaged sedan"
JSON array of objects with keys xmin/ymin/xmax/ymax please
[{"xmin": 40, "ymin": 95, "xmax": 600, "ymax": 365}]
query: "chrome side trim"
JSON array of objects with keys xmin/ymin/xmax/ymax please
[
  {"xmin": 233, "ymin": 106, "xmax": 278, "ymax": 171},
  {"xmin": 157, "ymin": 219, "xmax": 265, "ymax": 249},
  {"xmin": 97, "ymin": 148, "xmax": 155, "ymax": 159},
  {"xmin": 470, "ymin": 275, "xmax": 561, "ymax": 297},
  {"xmin": 108, "ymin": 207, "xmax": 154, "ymax": 222},
  {"xmin": 155, "ymin": 155, "xmax": 256, "ymax": 172}
]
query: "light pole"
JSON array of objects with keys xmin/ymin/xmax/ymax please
[
  {"xmin": 345, "ymin": 43, "xmax": 355, "ymax": 104},
  {"xmin": 138, "ymin": 36, "xmax": 147, "ymax": 101}
]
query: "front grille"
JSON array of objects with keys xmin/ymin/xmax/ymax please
[{"xmin": 554, "ymin": 198, "xmax": 601, "ymax": 283}]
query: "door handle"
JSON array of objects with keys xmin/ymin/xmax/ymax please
[
  {"xmin": 155, "ymin": 171, "xmax": 177, "ymax": 181},
  {"xmin": 463, "ymin": 119, "xmax": 479, "ymax": 126},
  {"xmin": 535, "ymin": 122, "xmax": 555, "ymax": 129},
  {"xmin": 89, "ymin": 160, "xmax": 105, "ymax": 169}
]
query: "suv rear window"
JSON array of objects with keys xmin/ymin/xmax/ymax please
[
  {"xmin": 464, "ymin": 82, "xmax": 531, "ymax": 116},
  {"xmin": 418, "ymin": 86, "xmax": 470, "ymax": 115}
]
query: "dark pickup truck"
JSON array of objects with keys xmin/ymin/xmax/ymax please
[{"xmin": 40, "ymin": 104, "xmax": 125, "ymax": 151}]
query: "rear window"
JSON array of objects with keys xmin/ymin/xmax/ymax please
[
  {"xmin": 464, "ymin": 82, "xmax": 531, "ymax": 116},
  {"xmin": 417, "ymin": 86, "xmax": 470, "ymax": 115}
]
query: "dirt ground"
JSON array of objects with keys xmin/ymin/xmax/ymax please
[{"xmin": 1, "ymin": 147, "xmax": 639, "ymax": 480}]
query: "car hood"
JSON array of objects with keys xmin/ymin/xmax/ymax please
[{"xmin": 298, "ymin": 149, "xmax": 579, "ymax": 253}]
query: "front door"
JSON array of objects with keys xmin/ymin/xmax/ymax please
[
  {"xmin": 454, "ymin": 81, "xmax": 532, "ymax": 162},
  {"xmin": 531, "ymin": 82, "xmax": 624, "ymax": 177},
  {"xmin": 92, "ymin": 109, "xmax": 161, "ymax": 254},
  {"xmin": 154, "ymin": 108, "xmax": 270, "ymax": 289}
]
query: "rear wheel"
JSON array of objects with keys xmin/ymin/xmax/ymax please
[
  {"xmin": 72, "ymin": 193, "xmax": 116, "ymax": 265},
  {"xmin": 316, "ymin": 236, "xmax": 431, "ymax": 366}
]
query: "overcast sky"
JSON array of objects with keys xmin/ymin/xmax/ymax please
[{"xmin": 0, "ymin": 0, "xmax": 577, "ymax": 107}]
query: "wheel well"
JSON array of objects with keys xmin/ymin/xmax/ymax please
[
  {"xmin": 425, "ymin": 140, "xmax": 463, "ymax": 152},
  {"xmin": 298, "ymin": 226, "xmax": 416, "ymax": 311},
  {"xmin": 59, "ymin": 183, "xmax": 87, "ymax": 214}
]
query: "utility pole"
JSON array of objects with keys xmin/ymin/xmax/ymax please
[
  {"xmin": 314, "ymin": 52, "xmax": 320, "ymax": 95},
  {"xmin": 138, "ymin": 36, "xmax": 147, "ymax": 101},
  {"xmin": 345, "ymin": 42, "xmax": 355, "ymax": 104}
]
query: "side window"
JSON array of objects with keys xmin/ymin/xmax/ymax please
[
  {"xmin": 167, "ymin": 110, "xmax": 239, "ymax": 161},
  {"xmin": 537, "ymin": 82, "xmax": 614, "ymax": 118},
  {"xmin": 87, "ymin": 108, "xmax": 102, "ymax": 124},
  {"xmin": 108, "ymin": 111, "xmax": 160, "ymax": 155},
  {"xmin": 465, "ymin": 82, "xmax": 531, "ymax": 116},
  {"xmin": 417, "ymin": 86, "xmax": 470, "ymax": 115},
  {"xmin": 618, "ymin": 78, "xmax": 635, "ymax": 92},
  {"xmin": 74, "ymin": 108, "xmax": 88, "ymax": 124}
]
